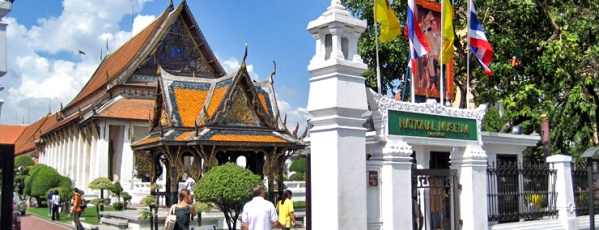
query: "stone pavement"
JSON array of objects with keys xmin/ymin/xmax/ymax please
[{"xmin": 21, "ymin": 214, "xmax": 70, "ymax": 230}]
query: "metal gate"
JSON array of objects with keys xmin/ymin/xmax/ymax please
[{"xmin": 412, "ymin": 169, "xmax": 460, "ymax": 230}]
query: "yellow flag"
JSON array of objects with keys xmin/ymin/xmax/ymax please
[
  {"xmin": 441, "ymin": 0, "xmax": 454, "ymax": 64},
  {"xmin": 374, "ymin": 0, "xmax": 401, "ymax": 43}
]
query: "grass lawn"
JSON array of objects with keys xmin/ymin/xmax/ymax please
[{"xmin": 28, "ymin": 206, "xmax": 118, "ymax": 225}]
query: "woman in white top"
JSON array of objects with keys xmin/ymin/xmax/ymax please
[{"xmin": 51, "ymin": 190, "xmax": 61, "ymax": 221}]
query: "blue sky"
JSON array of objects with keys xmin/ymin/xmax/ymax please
[{"xmin": 0, "ymin": 0, "xmax": 333, "ymax": 128}]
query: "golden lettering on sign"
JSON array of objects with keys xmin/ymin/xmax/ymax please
[{"xmin": 399, "ymin": 118, "xmax": 469, "ymax": 134}]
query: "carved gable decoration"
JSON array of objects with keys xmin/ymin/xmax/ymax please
[
  {"xmin": 222, "ymin": 85, "xmax": 259, "ymax": 126},
  {"xmin": 141, "ymin": 17, "xmax": 212, "ymax": 77}
]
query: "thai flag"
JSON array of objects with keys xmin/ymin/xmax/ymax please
[
  {"xmin": 406, "ymin": 0, "xmax": 429, "ymax": 74},
  {"xmin": 469, "ymin": 0, "xmax": 494, "ymax": 76}
]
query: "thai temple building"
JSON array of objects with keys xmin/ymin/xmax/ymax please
[{"xmin": 1, "ymin": 1, "xmax": 304, "ymax": 203}]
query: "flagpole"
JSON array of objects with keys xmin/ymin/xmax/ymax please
[
  {"xmin": 466, "ymin": 0, "xmax": 471, "ymax": 109},
  {"xmin": 374, "ymin": 1, "xmax": 382, "ymax": 94},
  {"xmin": 440, "ymin": 0, "xmax": 445, "ymax": 105}
]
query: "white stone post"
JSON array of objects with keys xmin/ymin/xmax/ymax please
[
  {"xmin": 450, "ymin": 145, "xmax": 488, "ymax": 230},
  {"xmin": 369, "ymin": 141, "xmax": 414, "ymax": 230},
  {"xmin": 307, "ymin": 1, "xmax": 368, "ymax": 229},
  {"xmin": 547, "ymin": 155, "xmax": 578, "ymax": 230}
]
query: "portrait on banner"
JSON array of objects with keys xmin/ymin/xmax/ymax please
[{"xmin": 414, "ymin": 0, "xmax": 454, "ymax": 100}]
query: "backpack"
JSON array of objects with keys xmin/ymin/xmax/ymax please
[{"xmin": 79, "ymin": 196, "xmax": 87, "ymax": 210}]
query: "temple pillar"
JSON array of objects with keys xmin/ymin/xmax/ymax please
[
  {"xmin": 450, "ymin": 145, "xmax": 488, "ymax": 230},
  {"xmin": 306, "ymin": 1, "xmax": 368, "ymax": 228}
]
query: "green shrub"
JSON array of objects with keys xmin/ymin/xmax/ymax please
[
  {"xmin": 111, "ymin": 181, "xmax": 124, "ymax": 201},
  {"xmin": 24, "ymin": 165, "xmax": 62, "ymax": 199},
  {"xmin": 289, "ymin": 158, "xmax": 306, "ymax": 174},
  {"xmin": 15, "ymin": 155, "xmax": 35, "ymax": 168},
  {"xmin": 121, "ymin": 192, "xmax": 132, "ymax": 209},
  {"xmin": 289, "ymin": 173, "xmax": 305, "ymax": 181},
  {"xmin": 294, "ymin": 201, "xmax": 306, "ymax": 209},
  {"xmin": 196, "ymin": 163, "xmax": 263, "ymax": 230},
  {"xmin": 112, "ymin": 202, "xmax": 124, "ymax": 211}
]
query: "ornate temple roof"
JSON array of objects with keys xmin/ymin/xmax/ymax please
[
  {"xmin": 42, "ymin": 1, "xmax": 228, "ymax": 136},
  {"xmin": 132, "ymin": 56, "xmax": 305, "ymax": 150}
]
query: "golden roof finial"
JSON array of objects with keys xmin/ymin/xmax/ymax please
[{"xmin": 268, "ymin": 61, "xmax": 276, "ymax": 84}]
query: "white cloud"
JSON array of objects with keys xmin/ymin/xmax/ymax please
[
  {"xmin": 0, "ymin": 0, "xmax": 154, "ymax": 124},
  {"xmin": 276, "ymin": 97, "xmax": 312, "ymax": 134},
  {"xmin": 220, "ymin": 56, "xmax": 259, "ymax": 80}
]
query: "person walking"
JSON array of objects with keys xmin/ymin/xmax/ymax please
[
  {"xmin": 167, "ymin": 189, "xmax": 197, "ymax": 230},
  {"xmin": 51, "ymin": 190, "xmax": 60, "ymax": 221},
  {"xmin": 242, "ymin": 185, "xmax": 281, "ymax": 230},
  {"xmin": 70, "ymin": 188, "xmax": 85, "ymax": 230},
  {"xmin": 276, "ymin": 190, "xmax": 296, "ymax": 230},
  {"xmin": 46, "ymin": 189, "xmax": 54, "ymax": 216}
]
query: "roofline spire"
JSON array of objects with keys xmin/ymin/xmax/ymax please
[
  {"xmin": 268, "ymin": 61, "xmax": 276, "ymax": 84},
  {"xmin": 241, "ymin": 43, "xmax": 248, "ymax": 69}
]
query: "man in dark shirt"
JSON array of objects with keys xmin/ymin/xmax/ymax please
[{"xmin": 47, "ymin": 189, "xmax": 54, "ymax": 216}]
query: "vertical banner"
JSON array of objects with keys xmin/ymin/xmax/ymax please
[{"xmin": 414, "ymin": 0, "xmax": 455, "ymax": 100}]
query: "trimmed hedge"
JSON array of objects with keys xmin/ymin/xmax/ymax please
[
  {"xmin": 24, "ymin": 164, "xmax": 63, "ymax": 198},
  {"xmin": 15, "ymin": 155, "xmax": 35, "ymax": 168}
]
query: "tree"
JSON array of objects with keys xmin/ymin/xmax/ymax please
[
  {"xmin": 111, "ymin": 181, "xmax": 124, "ymax": 202},
  {"xmin": 289, "ymin": 158, "xmax": 306, "ymax": 181},
  {"xmin": 342, "ymin": 0, "xmax": 599, "ymax": 160},
  {"xmin": 14, "ymin": 155, "xmax": 35, "ymax": 168},
  {"xmin": 23, "ymin": 164, "xmax": 62, "ymax": 203},
  {"xmin": 88, "ymin": 177, "xmax": 113, "ymax": 211},
  {"xmin": 195, "ymin": 163, "xmax": 263, "ymax": 230}
]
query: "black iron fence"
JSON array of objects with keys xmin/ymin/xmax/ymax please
[
  {"xmin": 571, "ymin": 161, "xmax": 599, "ymax": 216},
  {"xmin": 487, "ymin": 161, "xmax": 558, "ymax": 223}
]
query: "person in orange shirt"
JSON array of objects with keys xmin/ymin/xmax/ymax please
[{"xmin": 70, "ymin": 188, "xmax": 84, "ymax": 230}]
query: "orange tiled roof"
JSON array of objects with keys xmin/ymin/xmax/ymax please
[
  {"xmin": 173, "ymin": 87, "xmax": 209, "ymax": 127},
  {"xmin": 0, "ymin": 124, "xmax": 27, "ymax": 145},
  {"xmin": 64, "ymin": 15, "xmax": 165, "ymax": 111},
  {"xmin": 14, "ymin": 113, "xmax": 60, "ymax": 155},
  {"xmin": 98, "ymin": 98, "xmax": 155, "ymax": 120},
  {"xmin": 133, "ymin": 135, "xmax": 161, "ymax": 147}
]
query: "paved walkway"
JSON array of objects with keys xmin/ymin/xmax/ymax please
[{"xmin": 21, "ymin": 214, "xmax": 71, "ymax": 230}]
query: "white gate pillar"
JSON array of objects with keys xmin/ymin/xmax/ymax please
[
  {"xmin": 547, "ymin": 154, "xmax": 578, "ymax": 230},
  {"xmin": 369, "ymin": 141, "xmax": 413, "ymax": 230},
  {"xmin": 307, "ymin": 1, "xmax": 368, "ymax": 229},
  {"xmin": 450, "ymin": 145, "xmax": 488, "ymax": 230}
]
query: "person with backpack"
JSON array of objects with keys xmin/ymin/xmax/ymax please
[
  {"xmin": 51, "ymin": 190, "xmax": 61, "ymax": 221},
  {"xmin": 70, "ymin": 187, "xmax": 85, "ymax": 230}
]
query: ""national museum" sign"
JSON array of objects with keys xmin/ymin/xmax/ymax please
[{"xmin": 388, "ymin": 110, "xmax": 478, "ymax": 141}]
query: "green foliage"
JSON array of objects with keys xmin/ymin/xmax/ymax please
[
  {"xmin": 294, "ymin": 201, "xmax": 306, "ymax": 209},
  {"xmin": 289, "ymin": 173, "xmax": 305, "ymax": 181},
  {"xmin": 150, "ymin": 183, "xmax": 163, "ymax": 191},
  {"xmin": 140, "ymin": 195, "xmax": 157, "ymax": 207},
  {"xmin": 121, "ymin": 192, "xmax": 132, "ymax": 209},
  {"xmin": 88, "ymin": 178, "xmax": 113, "ymax": 190},
  {"xmin": 343, "ymin": 0, "xmax": 599, "ymax": 159},
  {"xmin": 195, "ymin": 163, "xmax": 263, "ymax": 230},
  {"xmin": 90, "ymin": 198, "xmax": 111, "ymax": 206},
  {"xmin": 289, "ymin": 158, "xmax": 306, "ymax": 174},
  {"xmin": 194, "ymin": 201, "xmax": 214, "ymax": 213},
  {"xmin": 24, "ymin": 164, "xmax": 62, "ymax": 198},
  {"xmin": 111, "ymin": 181, "xmax": 124, "ymax": 201},
  {"xmin": 14, "ymin": 155, "xmax": 35, "ymax": 168},
  {"xmin": 482, "ymin": 106, "xmax": 508, "ymax": 132},
  {"xmin": 112, "ymin": 202, "xmax": 124, "ymax": 211},
  {"xmin": 52, "ymin": 176, "xmax": 74, "ymax": 202}
]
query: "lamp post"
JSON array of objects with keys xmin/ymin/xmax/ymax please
[{"xmin": 582, "ymin": 147, "xmax": 599, "ymax": 230}]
